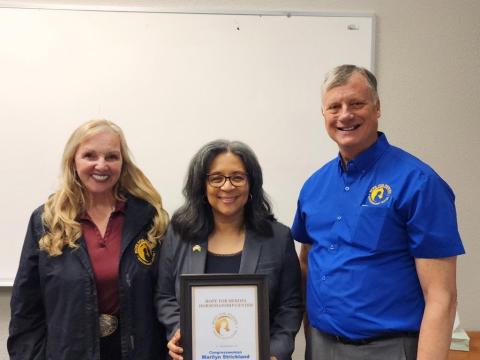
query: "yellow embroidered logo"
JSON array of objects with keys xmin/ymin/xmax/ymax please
[
  {"xmin": 368, "ymin": 184, "xmax": 392, "ymax": 205},
  {"xmin": 134, "ymin": 239, "xmax": 155, "ymax": 266}
]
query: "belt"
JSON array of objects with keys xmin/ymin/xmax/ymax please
[
  {"xmin": 324, "ymin": 331, "xmax": 419, "ymax": 346},
  {"xmin": 99, "ymin": 314, "xmax": 119, "ymax": 338}
]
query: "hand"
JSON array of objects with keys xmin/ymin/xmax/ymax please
[{"xmin": 167, "ymin": 329, "xmax": 184, "ymax": 360}]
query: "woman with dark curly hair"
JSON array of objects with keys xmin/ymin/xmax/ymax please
[{"xmin": 156, "ymin": 139, "xmax": 303, "ymax": 360}]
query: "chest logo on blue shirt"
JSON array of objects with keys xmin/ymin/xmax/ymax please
[
  {"xmin": 368, "ymin": 184, "xmax": 392, "ymax": 205},
  {"xmin": 134, "ymin": 239, "xmax": 155, "ymax": 266}
]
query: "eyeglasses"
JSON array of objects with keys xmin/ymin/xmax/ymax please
[{"xmin": 206, "ymin": 173, "xmax": 248, "ymax": 188}]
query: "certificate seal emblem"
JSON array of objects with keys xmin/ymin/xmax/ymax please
[{"xmin": 213, "ymin": 313, "xmax": 238, "ymax": 339}]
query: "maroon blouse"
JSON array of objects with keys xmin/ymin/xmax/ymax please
[{"xmin": 80, "ymin": 201, "xmax": 126, "ymax": 315}]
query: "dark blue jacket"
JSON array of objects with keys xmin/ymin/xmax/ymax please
[{"xmin": 8, "ymin": 195, "xmax": 167, "ymax": 360}]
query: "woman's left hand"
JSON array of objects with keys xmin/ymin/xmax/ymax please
[{"xmin": 167, "ymin": 329, "xmax": 184, "ymax": 360}]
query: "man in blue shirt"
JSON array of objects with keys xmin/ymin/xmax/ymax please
[{"xmin": 292, "ymin": 65, "xmax": 465, "ymax": 360}]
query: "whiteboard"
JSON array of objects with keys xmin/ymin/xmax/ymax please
[{"xmin": 0, "ymin": 7, "xmax": 374, "ymax": 285}]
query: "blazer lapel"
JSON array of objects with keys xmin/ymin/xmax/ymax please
[
  {"xmin": 186, "ymin": 238, "xmax": 208, "ymax": 274},
  {"xmin": 239, "ymin": 229, "xmax": 262, "ymax": 274}
]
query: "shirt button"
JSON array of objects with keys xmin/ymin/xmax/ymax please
[
  {"xmin": 344, "ymin": 186, "xmax": 350, "ymax": 191},
  {"xmin": 337, "ymin": 216, "xmax": 342, "ymax": 221},
  {"xmin": 329, "ymin": 244, "xmax": 336, "ymax": 250},
  {"xmin": 321, "ymin": 275, "xmax": 326, "ymax": 281}
]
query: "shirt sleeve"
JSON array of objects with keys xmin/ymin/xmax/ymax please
[
  {"xmin": 405, "ymin": 172, "xmax": 465, "ymax": 258},
  {"xmin": 291, "ymin": 199, "xmax": 312, "ymax": 244}
]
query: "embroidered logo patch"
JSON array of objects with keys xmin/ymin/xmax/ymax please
[
  {"xmin": 368, "ymin": 184, "xmax": 392, "ymax": 205},
  {"xmin": 134, "ymin": 239, "xmax": 155, "ymax": 266}
]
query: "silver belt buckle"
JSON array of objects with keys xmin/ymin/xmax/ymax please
[{"xmin": 99, "ymin": 314, "xmax": 118, "ymax": 337}]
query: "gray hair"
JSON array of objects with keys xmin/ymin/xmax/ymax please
[{"xmin": 321, "ymin": 64, "xmax": 378, "ymax": 104}]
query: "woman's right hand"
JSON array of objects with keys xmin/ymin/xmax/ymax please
[{"xmin": 167, "ymin": 329, "xmax": 184, "ymax": 360}]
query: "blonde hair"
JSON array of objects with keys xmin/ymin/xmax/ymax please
[{"xmin": 39, "ymin": 119, "xmax": 169, "ymax": 256}]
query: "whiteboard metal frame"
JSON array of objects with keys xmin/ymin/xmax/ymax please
[
  {"xmin": 0, "ymin": 2, "xmax": 376, "ymax": 73},
  {"xmin": 0, "ymin": 5, "xmax": 375, "ymax": 286}
]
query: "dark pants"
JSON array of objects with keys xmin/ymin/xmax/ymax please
[
  {"xmin": 100, "ymin": 327, "xmax": 121, "ymax": 360},
  {"xmin": 306, "ymin": 326, "xmax": 419, "ymax": 360}
]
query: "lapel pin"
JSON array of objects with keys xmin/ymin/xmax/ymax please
[{"xmin": 192, "ymin": 244, "xmax": 202, "ymax": 253}]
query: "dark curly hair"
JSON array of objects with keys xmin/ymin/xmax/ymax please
[{"xmin": 171, "ymin": 139, "xmax": 275, "ymax": 240}]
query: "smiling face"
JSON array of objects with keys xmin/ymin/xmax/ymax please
[
  {"xmin": 74, "ymin": 130, "xmax": 123, "ymax": 199},
  {"xmin": 322, "ymin": 72, "xmax": 381, "ymax": 163},
  {"xmin": 206, "ymin": 152, "xmax": 250, "ymax": 223}
]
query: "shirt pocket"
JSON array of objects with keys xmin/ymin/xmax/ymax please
[{"xmin": 352, "ymin": 206, "xmax": 389, "ymax": 251}]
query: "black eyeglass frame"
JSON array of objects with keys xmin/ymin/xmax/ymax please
[{"xmin": 205, "ymin": 173, "xmax": 249, "ymax": 188}]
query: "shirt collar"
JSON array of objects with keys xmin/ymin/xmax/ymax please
[
  {"xmin": 114, "ymin": 199, "xmax": 127, "ymax": 213},
  {"xmin": 337, "ymin": 132, "xmax": 390, "ymax": 173}
]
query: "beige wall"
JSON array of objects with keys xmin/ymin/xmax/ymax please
[
  {"xmin": 113, "ymin": 0, "xmax": 480, "ymax": 330},
  {"xmin": 2, "ymin": 3, "xmax": 479, "ymax": 357},
  {"xmin": 197, "ymin": 0, "xmax": 480, "ymax": 330}
]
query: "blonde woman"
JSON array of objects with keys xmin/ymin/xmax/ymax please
[{"xmin": 8, "ymin": 120, "xmax": 169, "ymax": 360}]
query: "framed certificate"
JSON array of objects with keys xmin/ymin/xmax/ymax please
[{"xmin": 180, "ymin": 274, "xmax": 269, "ymax": 360}]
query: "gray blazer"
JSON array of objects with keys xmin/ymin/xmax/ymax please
[{"xmin": 155, "ymin": 221, "xmax": 303, "ymax": 360}]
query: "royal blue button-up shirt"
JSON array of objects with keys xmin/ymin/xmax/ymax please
[{"xmin": 292, "ymin": 133, "xmax": 465, "ymax": 339}]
